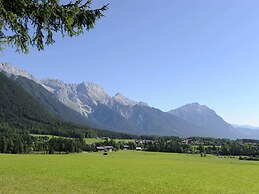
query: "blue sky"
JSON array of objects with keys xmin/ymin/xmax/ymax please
[{"xmin": 1, "ymin": 0, "xmax": 259, "ymax": 126}]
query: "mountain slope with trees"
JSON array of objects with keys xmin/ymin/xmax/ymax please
[
  {"xmin": 0, "ymin": 72, "xmax": 137, "ymax": 139},
  {"xmin": 0, "ymin": 72, "xmax": 57, "ymax": 132},
  {"xmin": 11, "ymin": 75, "xmax": 99, "ymax": 128}
]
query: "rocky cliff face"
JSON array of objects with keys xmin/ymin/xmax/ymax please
[
  {"xmin": 0, "ymin": 63, "xmax": 38, "ymax": 82},
  {"xmin": 40, "ymin": 78, "xmax": 147, "ymax": 119}
]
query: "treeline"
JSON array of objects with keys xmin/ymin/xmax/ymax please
[
  {"xmin": 139, "ymin": 137, "xmax": 259, "ymax": 158},
  {"xmin": 239, "ymin": 156, "xmax": 259, "ymax": 161},
  {"xmin": 218, "ymin": 141, "xmax": 259, "ymax": 156},
  {"xmin": 2, "ymin": 121, "xmax": 259, "ymax": 157},
  {"xmin": 187, "ymin": 137, "xmax": 259, "ymax": 157},
  {"xmin": 0, "ymin": 125, "xmax": 137, "ymax": 154},
  {"xmin": 143, "ymin": 137, "xmax": 191, "ymax": 153},
  {"xmin": 0, "ymin": 125, "xmax": 86, "ymax": 154}
]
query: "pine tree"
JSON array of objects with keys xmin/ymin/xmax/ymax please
[{"xmin": 0, "ymin": 0, "xmax": 108, "ymax": 53}]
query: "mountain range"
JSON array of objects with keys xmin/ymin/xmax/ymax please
[{"xmin": 1, "ymin": 62, "xmax": 258, "ymax": 139}]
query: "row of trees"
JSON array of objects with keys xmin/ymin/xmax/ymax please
[
  {"xmin": 187, "ymin": 138, "xmax": 259, "ymax": 157},
  {"xmin": 0, "ymin": 126, "xmax": 87, "ymax": 154},
  {"xmin": 143, "ymin": 138, "xmax": 191, "ymax": 153},
  {"xmin": 137, "ymin": 137, "xmax": 259, "ymax": 157},
  {"xmin": 48, "ymin": 138, "xmax": 85, "ymax": 154},
  {"xmin": 219, "ymin": 142, "xmax": 259, "ymax": 156}
]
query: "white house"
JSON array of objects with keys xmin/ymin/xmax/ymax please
[{"xmin": 136, "ymin": 147, "xmax": 142, "ymax": 151}]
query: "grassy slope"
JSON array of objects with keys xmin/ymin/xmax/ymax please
[
  {"xmin": 31, "ymin": 134, "xmax": 134, "ymax": 144},
  {"xmin": 0, "ymin": 151, "xmax": 259, "ymax": 193}
]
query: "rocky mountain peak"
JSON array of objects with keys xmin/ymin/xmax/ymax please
[
  {"xmin": 137, "ymin": 101, "xmax": 149, "ymax": 106},
  {"xmin": 77, "ymin": 82, "xmax": 110, "ymax": 104},
  {"xmin": 0, "ymin": 62, "xmax": 38, "ymax": 82},
  {"xmin": 111, "ymin": 93, "xmax": 137, "ymax": 106},
  {"xmin": 177, "ymin": 103, "xmax": 213, "ymax": 114},
  {"xmin": 40, "ymin": 78, "xmax": 69, "ymax": 93},
  {"xmin": 41, "ymin": 78, "xmax": 66, "ymax": 86},
  {"xmin": 81, "ymin": 82, "xmax": 108, "ymax": 94},
  {"xmin": 168, "ymin": 102, "xmax": 239, "ymax": 138},
  {"xmin": 168, "ymin": 102, "xmax": 220, "ymax": 122}
]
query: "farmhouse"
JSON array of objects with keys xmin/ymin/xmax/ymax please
[
  {"xmin": 182, "ymin": 139, "xmax": 189, "ymax": 144},
  {"xmin": 104, "ymin": 146, "xmax": 113, "ymax": 152},
  {"xmin": 136, "ymin": 147, "xmax": 142, "ymax": 151},
  {"xmin": 96, "ymin": 146, "xmax": 113, "ymax": 152},
  {"xmin": 96, "ymin": 146, "xmax": 105, "ymax": 152}
]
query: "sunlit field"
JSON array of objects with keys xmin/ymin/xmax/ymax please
[
  {"xmin": 31, "ymin": 134, "xmax": 134, "ymax": 144},
  {"xmin": 0, "ymin": 151, "xmax": 259, "ymax": 193}
]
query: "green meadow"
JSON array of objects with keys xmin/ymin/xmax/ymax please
[
  {"xmin": 0, "ymin": 151, "xmax": 259, "ymax": 194},
  {"xmin": 31, "ymin": 134, "xmax": 134, "ymax": 144},
  {"xmin": 83, "ymin": 137, "xmax": 134, "ymax": 144}
]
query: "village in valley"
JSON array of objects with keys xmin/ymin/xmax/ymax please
[{"xmin": 83, "ymin": 136, "xmax": 259, "ymax": 161}]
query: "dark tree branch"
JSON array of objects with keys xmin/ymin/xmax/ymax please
[{"xmin": 0, "ymin": 0, "xmax": 108, "ymax": 53}]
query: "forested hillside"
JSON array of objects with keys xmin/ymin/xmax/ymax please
[
  {"xmin": 12, "ymin": 75, "xmax": 98, "ymax": 127},
  {"xmin": 0, "ymin": 72, "xmax": 57, "ymax": 131}
]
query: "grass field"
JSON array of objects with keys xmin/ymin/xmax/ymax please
[
  {"xmin": 84, "ymin": 137, "xmax": 105, "ymax": 144},
  {"xmin": 0, "ymin": 151, "xmax": 259, "ymax": 194},
  {"xmin": 84, "ymin": 138, "xmax": 135, "ymax": 144}
]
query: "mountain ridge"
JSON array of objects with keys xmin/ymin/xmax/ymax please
[{"xmin": 1, "ymin": 62, "xmax": 256, "ymax": 139}]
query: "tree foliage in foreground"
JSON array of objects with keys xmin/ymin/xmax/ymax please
[{"xmin": 0, "ymin": 0, "xmax": 108, "ymax": 53}]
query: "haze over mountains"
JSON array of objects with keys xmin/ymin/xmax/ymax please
[{"xmin": 1, "ymin": 62, "xmax": 258, "ymax": 139}]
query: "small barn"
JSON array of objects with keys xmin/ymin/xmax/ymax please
[{"xmin": 96, "ymin": 146, "xmax": 105, "ymax": 152}]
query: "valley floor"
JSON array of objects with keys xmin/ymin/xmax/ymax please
[{"xmin": 0, "ymin": 151, "xmax": 259, "ymax": 193}]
